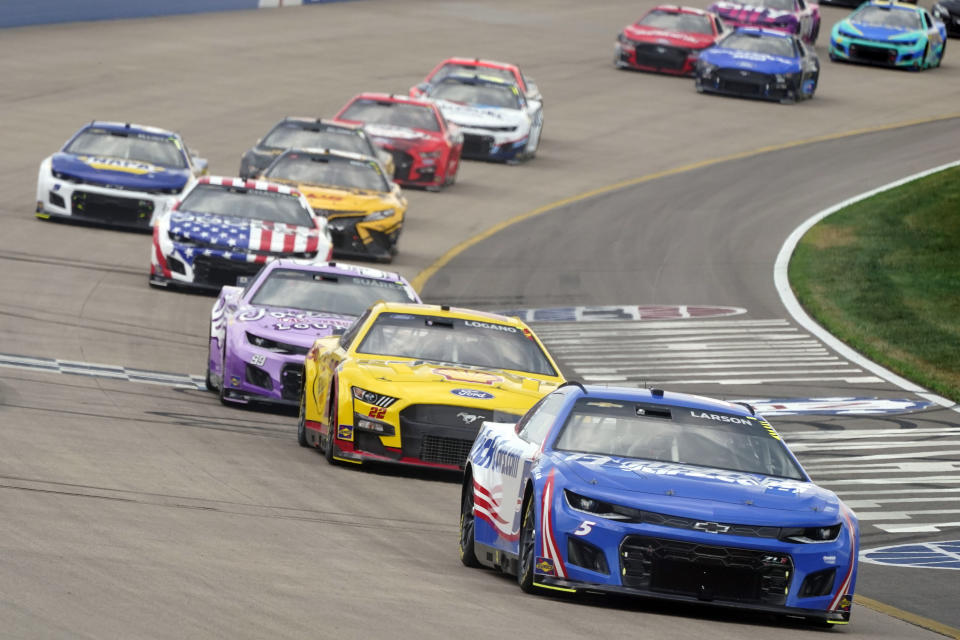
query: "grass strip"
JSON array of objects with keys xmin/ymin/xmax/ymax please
[{"xmin": 789, "ymin": 165, "xmax": 960, "ymax": 403}]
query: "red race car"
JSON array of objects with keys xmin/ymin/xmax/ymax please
[
  {"xmin": 615, "ymin": 6, "xmax": 727, "ymax": 76},
  {"xmin": 334, "ymin": 93, "xmax": 462, "ymax": 191},
  {"xmin": 409, "ymin": 57, "xmax": 542, "ymax": 102}
]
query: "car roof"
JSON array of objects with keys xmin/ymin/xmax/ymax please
[
  {"xmin": 649, "ymin": 4, "xmax": 711, "ymax": 15},
  {"xmin": 276, "ymin": 147, "xmax": 379, "ymax": 164},
  {"xmin": 263, "ymin": 259, "xmax": 408, "ymax": 283},
  {"xmin": 196, "ymin": 175, "xmax": 302, "ymax": 196},
  {"xmin": 561, "ymin": 384, "xmax": 758, "ymax": 417},
  {"xmin": 439, "ymin": 57, "xmax": 520, "ymax": 71},
  {"xmin": 436, "ymin": 73, "xmax": 517, "ymax": 87},
  {"xmin": 864, "ymin": 0, "xmax": 922, "ymax": 10},
  {"xmin": 370, "ymin": 302, "xmax": 529, "ymax": 326},
  {"xmin": 277, "ymin": 117, "xmax": 364, "ymax": 132},
  {"xmin": 85, "ymin": 120, "xmax": 178, "ymax": 137},
  {"xmin": 351, "ymin": 92, "xmax": 435, "ymax": 108},
  {"xmin": 732, "ymin": 26, "xmax": 795, "ymax": 38}
]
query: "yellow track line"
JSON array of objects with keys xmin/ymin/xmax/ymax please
[
  {"xmin": 411, "ymin": 111, "xmax": 960, "ymax": 293},
  {"xmin": 856, "ymin": 595, "xmax": 960, "ymax": 639}
]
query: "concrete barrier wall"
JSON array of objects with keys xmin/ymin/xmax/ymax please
[{"xmin": 1, "ymin": 0, "xmax": 345, "ymax": 29}]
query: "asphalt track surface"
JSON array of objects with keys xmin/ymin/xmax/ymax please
[{"xmin": 1, "ymin": 1, "xmax": 959, "ymax": 638}]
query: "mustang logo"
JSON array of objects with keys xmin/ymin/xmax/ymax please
[{"xmin": 457, "ymin": 412, "xmax": 482, "ymax": 424}]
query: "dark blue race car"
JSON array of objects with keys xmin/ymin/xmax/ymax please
[
  {"xmin": 695, "ymin": 27, "xmax": 820, "ymax": 103},
  {"xmin": 460, "ymin": 383, "xmax": 859, "ymax": 626}
]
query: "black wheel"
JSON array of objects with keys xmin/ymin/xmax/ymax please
[
  {"xmin": 518, "ymin": 493, "xmax": 536, "ymax": 593},
  {"xmin": 459, "ymin": 476, "xmax": 481, "ymax": 568},
  {"xmin": 297, "ymin": 392, "xmax": 309, "ymax": 448},
  {"xmin": 218, "ymin": 348, "xmax": 231, "ymax": 406},
  {"xmin": 205, "ymin": 326, "xmax": 217, "ymax": 392},
  {"xmin": 323, "ymin": 380, "xmax": 339, "ymax": 464}
]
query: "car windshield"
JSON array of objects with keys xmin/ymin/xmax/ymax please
[
  {"xmin": 263, "ymin": 153, "xmax": 389, "ymax": 192},
  {"xmin": 554, "ymin": 398, "xmax": 805, "ymax": 480},
  {"xmin": 356, "ymin": 312, "xmax": 558, "ymax": 377},
  {"xmin": 261, "ymin": 123, "xmax": 371, "ymax": 156},
  {"xmin": 179, "ymin": 184, "xmax": 313, "ymax": 226},
  {"xmin": 638, "ymin": 10, "xmax": 714, "ymax": 34},
  {"xmin": 429, "ymin": 81, "xmax": 521, "ymax": 109},
  {"xmin": 721, "ymin": 32, "xmax": 797, "ymax": 57},
  {"xmin": 853, "ymin": 6, "xmax": 921, "ymax": 29},
  {"xmin": 431, "ymin": 63, "xmax": 517, "ymax": 85},
  {"xmin": 250, "ymin": 269, "xmax": 416, "ymax": 315},
  {"xmin": 65, "ymin": 128, "xmax": 187, "ymax": 168},
  {"xmin": 339, "ymin": 99, "xmax": 440, "ymax": 132}
]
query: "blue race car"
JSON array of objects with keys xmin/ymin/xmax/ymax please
[
  {"xmin": 695, "ymin": 27, "xmax": 820, "ymax": 103},
  {"xmin": 36, "ymin": 121, "xmax": 208, "ymax": 231},
  {"xmin": 830, "ymin": 1, "xmax": 947, "ymax": 70},
  {"xmin": 460, "ymin": 383, "xmax": 859, "ymax": 626}
]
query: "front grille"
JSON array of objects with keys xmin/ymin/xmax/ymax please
[
  {"xmin": 849, "ymin": 43, "xmax": 896, "ymax": 64},
  {"xmin": 70, "ymin": 190, "xmax": 154, "ymax": 227},
  {"xmin": 620, "ymin": 536, "xmax": 792, "ymax": 606},
  {"xmin": 462, "ymin": 134, "xmax": 494, "ymax": 158},
  {"xmin": 388, "ymin": 149, "xmax": 414, "ymax": 181},
  {"xmin": 327, "ymin": 215, "xmax": 364, "ymax": 251},
  {"xmin": 421, "ymin": 435, "xmax": 475, "ymax": 467},
  {"xmin": 192, "ymin": 254, "xmax": 265, "ymax": 289},
  {"xmin": 634, "ymin": 43, "xmax": 688, "ymax": 70},
  {"xmin": 398, "ymin": 404, "xmax": 491, "ymax": 467},
  {"xmin": 280, "ymin": 364, "xmax": 303, "ymax": 401}
]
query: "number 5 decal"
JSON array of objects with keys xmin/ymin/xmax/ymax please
[{"xmin": 574, "ymin": 520, "xmax": 597, "ymax": 536}]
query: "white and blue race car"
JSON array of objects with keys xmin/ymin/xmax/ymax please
[
  {"xmin": 423, "ymin": 75, "xmax": 543, "ymax": 163},
  {"xmin": 460, "ymin": 383, "xmax": 859, "ymax": 626},
  {"xmin": 36, "ymin": 121, "xmax": 207, "ymax": 231}
]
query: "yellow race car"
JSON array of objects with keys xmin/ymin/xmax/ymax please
[
  {"xmin": 261, "ymin": 148, "xmax": 406, "ymax": 262},
  {"xmin": 298, "ymin": 302, "xmax": 565, "ymax": 470}
]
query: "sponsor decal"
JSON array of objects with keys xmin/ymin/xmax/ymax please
[
  {"xmin": 463, "ymin": 320, "xmax": 517, "ymax": 333},
  {"xmin": 229, "ymin": 376, "xmax": 240, "ymax": 386},
  {"xmin": 434, "ymin": 368, "xmax": 501, "ymax": 385},
  {"xmin": 80, "ymin": 156, "xmax": 161, "ymax": 175},
  {"xmin": 688, "ymin": 410, "xmax": 755, "ymax": 426},
  {"xmin": 861, "ymin": 540, "xmax": 960, "ymax": 571},
  {"xmin": 337, "ymin": 424, "xmax": 354, "ymax": 441},
  {"xmin": 451, "ymin": 388, "xmax": 495, "ymax": 400},
  {"xmin": 535, "ymin": 556, "xmax": 556, "ymax": 576},
  {"xmin": 472, "ymin": 435, "xmax": 524, "ymax": 477}
]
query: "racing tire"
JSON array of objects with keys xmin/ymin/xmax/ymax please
[
  {"xmin": 518, "ymin": 493, "xmax": 537, "ymax": 593},
  {"xmin": 459, "ymin": 476, "xmax": 482, "ymax": 568},
  {"xmin": 297, "ymin": 392, "xmax": 309, "ymax": 448},
  {"xmin": 205, "ymin": 326, "xmax": 217, "ymax": 392},
  {"xmin": 936, "ymin": 41, "xmax": 944, "ymax": 68},
  {"xmin": 323, "ymin": 379, "xmax": 339, "ymax": 464},
  {"xmin": 694, "ymin": 79, "xmax": 705, "ymax": 94},
  {"xmin": 218, "ymin": 349, "xmax": 231, "ymax": 407},
  {"xmin": 810, "ymin": 20, "xmax": 820, "ymax": 45}
]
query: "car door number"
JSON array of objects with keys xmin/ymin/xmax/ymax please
[
  {"xmin": 250, "ymin": 354, "xmax": 266, "ymax": 367},
  {"xmin": 574, "ymin": 520, "xmax": 597, "ymax": 536}
]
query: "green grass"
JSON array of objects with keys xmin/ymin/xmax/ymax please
[{"xmin": 789, "ymin": 165, "xmax": 960, "ymax": 403}]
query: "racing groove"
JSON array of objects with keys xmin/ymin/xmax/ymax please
[{"xmin": 2, "ymin": 0, "xmax": 960, "ymax": 637}]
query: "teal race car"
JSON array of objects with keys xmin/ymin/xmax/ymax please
[{"xmin": 830, "ymin": 1, "xmax": 946, "ymax": 69}]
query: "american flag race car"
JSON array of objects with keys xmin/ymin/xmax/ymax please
[
  {"xmin": 36, "ymin": 121, "xmax": 207, "ymax": 231},
  {"xmin": 149, "ymin": 176, "xmax": 332, "ymax": 293},
  {"xmin": 460, "ymin": 383, "xmax": 859, "ymax": 627},
  {"xmin": 208, "ymin": 259, "xmax": 419, "ymax": 407}
]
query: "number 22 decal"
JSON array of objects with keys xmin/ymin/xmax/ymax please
[{"xmin": 574, "ymin": 520, "xmax": 597, "ymax": 536}]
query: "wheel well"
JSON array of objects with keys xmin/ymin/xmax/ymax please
[{"xmin": 461, "ymin": 464, "xmax": 473, "ymax": 507}]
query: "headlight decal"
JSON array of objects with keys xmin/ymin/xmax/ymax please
[{"xmin": 352, "ymin": 385, "xmax": 398, "ymax": 408}]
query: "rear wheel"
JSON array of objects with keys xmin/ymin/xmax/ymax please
[
  {"xmin": 518, "ymin": 493, "xmax": 536, "ymax": 593},
  {"xmin": 218, "ymin": 349, "xmax": 231, "ymax": 406},
  {"xmin": 459, "ymin": 477, "xmax": 481, "ymax": 568},
  {"xmin": 323, "ymin": 380, "xmax": 339, "ymax": 464},
  {"xmin": 297, "ymin": 392, "xmax": 309, "ymax": 448}
]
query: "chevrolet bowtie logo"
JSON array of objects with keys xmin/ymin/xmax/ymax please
[{"xmin": 694, "ymin": 521, "xmax": 730, "ymax": 534}]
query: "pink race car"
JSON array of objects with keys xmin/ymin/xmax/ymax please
[{"xmin": 709, "ymin": 0, "xmax": 821, "ymax": 43}]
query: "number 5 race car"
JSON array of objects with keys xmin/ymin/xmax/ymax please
[
  {"xmin": 460, "ymin": 383, "xmax": 859, "ymax": 627},
  {"xmin": 298, "ymin": 303, "xmax": 564, "ymax": 469}
]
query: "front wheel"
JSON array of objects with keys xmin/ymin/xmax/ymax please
[
  {"xmin": 459, "ymin": 479, "xmax": 481, "ymax": 568},
  {"xmin": 323, "ymin": 380, "xmax": 339, "ymax": 464},
  {"xmin": 297, "ymin": 393, "xmax": 309, "ymax": 448},
  {"xmin": 518, "ymin": 494, "xmax": 537, "ymax": 593}
]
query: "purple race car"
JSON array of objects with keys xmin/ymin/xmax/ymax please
[
  {"xmin": 709, "ymin": 0, "xmax": 821, "ymax": 44},
  {"xmin": 207, "ymin": 258, "xmax": 420, "ymax": 407}
]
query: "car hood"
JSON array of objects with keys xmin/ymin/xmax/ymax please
[
  {"xmin": 556, "ymin": 453, "xmax": 838, "ymax": 517},
  {"xmin": 700, "ymin": 47, "xmax": 800, "ymax": 73},
  {"xmin": 230, "ymin": 305, "xmax": 356, "ymax": 343},
  {"xmin": 434, "ymin": 101, "xmax": 525, "ymax": 128},
  {"xmin": 167, "ymin": 210, "xmax": 320, "ymax": 252},
  {"xmin": 364, "ymin": 123, "xmax": 438, "ymax": 145},
  {"xmin": 840, "ymin": 19, "xmax": 923, "ymax": 41},
  {"xmin": 710, "ymin": 1, "xmax": 800, "ymax": 23},
  {"xmin": 351, "ymin": 359, "xmax": 557, "ymax": 399},
  {"xmin": 292, "ymin": 184, "xmax": 393, "ymax": 215},
  {"xmin": 51, "ymin": 152, "xmax": 190, "ymax": 191},
  {"xmin": 624, "ymin": 24, "xmax": 718, "ymax": 48}
]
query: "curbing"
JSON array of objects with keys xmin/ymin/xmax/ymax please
[{"xmin": 773, "ymin": 159, "xmax": 960, "ymax": 413}]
